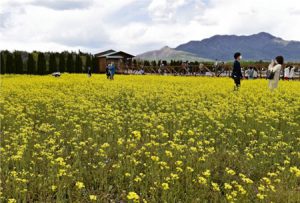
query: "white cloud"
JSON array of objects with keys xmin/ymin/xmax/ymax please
[
  {"xmin": 148, "ymin": 0, "xmax": 186, "ymax": 21},
  {"xmin": 30, "ymin": 0, "xmax": 94, "ymax": 10},
  {"xmin": 0, "ymin": 0, "xmax": 299, "ymax": 55}
]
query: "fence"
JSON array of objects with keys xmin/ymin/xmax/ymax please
[{"xmin": 121, "ymin": 64, "xmax": 300, "ymax": 80}]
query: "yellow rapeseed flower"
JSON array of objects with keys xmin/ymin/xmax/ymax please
[
  {"xmin": 211, "ymin": 182, "xmax": 220, "ymax": 192},
  {"xmin": 198, "ymin": 176, "xmax": 207, "ymax": 185},
  {"xmin": 162, "ymin": 183, "xmax": 169, "ymax": 190},
  {"xmin": 75, "ymin": 181, "xmax": 85, "ymax": 190},
  {"xmin": 127, "ymin": 192, "xmax": 139, "ymax": 202},
  {"xmin": 89, "ymin": 195, "xmax": 97, "ymax": 201}
]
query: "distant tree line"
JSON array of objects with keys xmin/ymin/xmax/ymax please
[{"xmin": 0, "ymin": 50, "xmax": 98, "ymax": 75}]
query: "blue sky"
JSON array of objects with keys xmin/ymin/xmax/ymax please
[{"xmin": 0, "ymin": 0, "xmax": 299, "ymax": 55}]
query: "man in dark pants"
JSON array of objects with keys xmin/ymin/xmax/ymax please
[
  {"xmin": 87, "ymin": 66, "xmax": 92, "ymax": 77},
  {"xmin": 231, "ymin": 52, "xmax": 243, "ymax": 90}
]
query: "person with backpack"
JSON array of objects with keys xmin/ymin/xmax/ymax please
[
  {"xmin": 231, "ymin": 52, "xmax": 243, "ymax": 90},
  {"xmin": 268, "ymin": 56, "xmax": 284, "ymax": 91}
]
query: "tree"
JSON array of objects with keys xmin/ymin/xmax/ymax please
[
  {"xmin": 59, "ymin": 53, "xmax": 66, "ymax": 73},
  {"xmin": 6, "ymin": 52, "xmax": 14, "ymax": 74},
  {"xmin": 27, "ymin": 53, "xmax": 36, "ymax": 74},
  {"xmin": 92, "ymin": 56, "xmax": 98, "ymax": 73},
  {"xmin": 14, "ymin": 51, "xmax": 23, "ymax": 74},
  {"xmin": 75, "ymin": 54, "xmax": 82, "ymax": 73},
  {"xmin": 170, "ymin": 60, "xmax": 174, "ymax": 66},
  {"xmin": 86, "ymin": 54, "xmax": 92, "ymax": 69},
  {"xmin": 158, "ymin": 60, "xmax": 161, "ymax": 67},
  {"xmin": 66, "ymin": 53, "xmax": 74, "ymax": 73},
  {"xmin": 37, "ymin": 52, "xmax": 46, "ymax": 75},
  {"xmin": 49, "ymin": 53, "xmax": 57, "ymax": 73},
  {"xmin": 0, "ymin": 51, "xmax": 5, "ymax": 74},
  {"xmin": 144, "ymin": 60, "xmax": 150, "ymax": 66},
  {"xmin": 133, "ymin": 59, "xmax": 137, "ymax": 68},
  {"xmin": 151, "ymin": 60, "xmax": 157, "ymax": 67}
]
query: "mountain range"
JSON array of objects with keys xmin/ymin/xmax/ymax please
[
  {"xmin": 135, "ymin": 46, "xmax": 212, "ymax": 62},
  {"xmin": 136, "ymin": 32, "xmax": 300, "ymax": 62}
]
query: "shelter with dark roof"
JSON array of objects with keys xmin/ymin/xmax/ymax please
[{"xmin": 95, "ymin": 50, "xmax": 135, "ymax": 73}]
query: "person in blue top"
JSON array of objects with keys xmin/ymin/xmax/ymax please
[
  {"xmin": 231, "ymin": 52, "xmax": 243, "ymax": 90},
  {"xmin": 109, "ymin": 62, "xmax": 116, "ymax": 80}
]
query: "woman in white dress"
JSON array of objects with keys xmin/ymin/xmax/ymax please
[
  {"xmin": 284, "ymin": 66, "xmax": 290, "ymax": 80},
  {"xmin": 268, "ymin": 56, "xmax": 284, "ymax": 91},
  {"xmin": 253, "ymin": 68, "xmax": 258, "ymax": 79},
  {"xmin": 289, "ymin": 66, "xmax": 296, "ymax": 80}
]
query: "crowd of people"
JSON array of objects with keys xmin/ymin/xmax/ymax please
[
  {"xmin": 284, "ymin": 65, "xmax": 296, "ymax": 80},
  {"xmin": 244, "ymin": 67, "xmax": 258, "ymax": 79},
  {"xmin": 242, "ymin": 65, "xmax": 297, "ymax": 81}
]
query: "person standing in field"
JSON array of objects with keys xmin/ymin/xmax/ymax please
[
  {"xmin": 87, "ymin": 66, "xmax": 92, "ymax": 77},
  {"xmin": 268, "ymin": 56, "xmax": 284, "ymax": 91},
  {"xmin": 231, "ymin": 52, "xmax": 243, "ymax": 90},
  {"xmin": 253, "ymin": 67, "xmax": 258, "ymax": 79},
  {"xmin": 247, "ymin": 67, "xmax": 254, "ymax": 80},
  {"xmin": 284, "ymin": 66, "xmax": 290, "ymax": 80},
  {"xmin": 109, "ymin": 62, "xmax": 116, "ymax": 80},
  {"xmin": 106, "ymin": 63, "xmax": 111, "ymax": 79},
  {"xmin": 289, "ymin": 66, "xmax": 296, "ymax": 80}
]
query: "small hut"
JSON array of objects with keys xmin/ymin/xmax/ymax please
[{"xmin": 95, "ymin": 50, "xmax": 135, "ymax": 73}]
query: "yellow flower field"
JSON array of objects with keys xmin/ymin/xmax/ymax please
[{"xmin": 1, "ymin": 74, "xmax": 300, "ymax": 202}]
